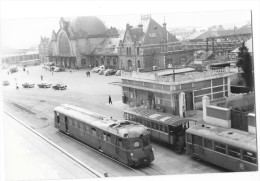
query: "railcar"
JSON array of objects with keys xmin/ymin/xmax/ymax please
[
  {"xmin": 186, "ymin": 124, "xmax": 258, "ymax": 171},
  {"xmin": 54, "ymin": 104, "xmax": 154, "ymax": 167},
  {"xmin": 124, "ymin": 107, "xmax": 195, "ymax": 152}
]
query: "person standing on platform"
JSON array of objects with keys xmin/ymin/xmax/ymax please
[
  {"xmin": 41, "ymin": 75, "xmax": 43, "ymax": 81},
  {"xmin": 108, "ymin": 95, "xmax": 112, "ymax": 104}
]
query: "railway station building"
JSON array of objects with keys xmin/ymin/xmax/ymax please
[
  {"xmin": 121, "ymin": 67, "xmax": 236, "ymax": 117},
  {"xmin": 49, "ymin": 16, "xmax": 121, "ymax": 69},
  {"xmin": 118, "ymin": 15, "xmax": 194, "ymax": 71}
]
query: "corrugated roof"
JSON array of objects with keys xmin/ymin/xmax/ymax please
[
  {"xmin": 186, "ymin": 124, "xmax": 257, "ymax": 151},
  {"xmin": 124, "ymin": 107, "xmax": 195, "ymax": 127}
]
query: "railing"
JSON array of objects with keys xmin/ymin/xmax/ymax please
[{"xmin": 122, "ymin": 67, "xmax": 232, "ymax": 83}]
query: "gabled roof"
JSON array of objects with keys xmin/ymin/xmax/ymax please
[{"xmin": 123, "ymin": 17, "xmax": 178, "ymax": 46}]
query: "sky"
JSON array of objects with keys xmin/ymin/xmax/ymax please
[{"xmin": 0, "ymin": 0, "xmax": 258, "ymax": 49}]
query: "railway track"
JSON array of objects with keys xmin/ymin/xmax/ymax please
[
  {"xmin": 3, "ymin": 111, "xmax": 105, "ymax": 178},
  {"xmin": 58, "ymin": 130, "xmax": 166, "ymax": 176}
]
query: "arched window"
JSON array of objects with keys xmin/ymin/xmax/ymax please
[
  {"xmin": 128, "ymin": 60, "xmax": 132, "ymax": 70},
  {"xmin": 137, "ymin": 60, "xmax": 141, "ymax": 68}
]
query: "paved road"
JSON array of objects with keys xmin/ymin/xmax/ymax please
[
  {"xmin": 1, "ymin": 65, "xmax": 226, "ymax": 179},
  {"xmin": 1, "ymin": 112, "xmax": 100, "ymax": 180}
]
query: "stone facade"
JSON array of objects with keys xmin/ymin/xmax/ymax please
[{"xmin": 50, "ymin": 17, "xmax": 120, "ymax": 69}]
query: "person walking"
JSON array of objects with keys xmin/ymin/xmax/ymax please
[
  {"xmin": 27, "ymin": 70, "xmax": 29, "ymax": 75},
  {"xmin": 108, "ymin": 95, "xmax": 112, "ymax": 104},
  {"xmin": 41, "ymin": 75, "xmax": 43, "ymax": 81}
]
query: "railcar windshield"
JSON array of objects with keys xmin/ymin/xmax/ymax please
[{"xmin": 142, "ymin": 135, "xmax": 151, "ymax": 147}]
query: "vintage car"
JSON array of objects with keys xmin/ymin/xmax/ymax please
[
  {"xmin": 2, "ymin": 80, "xmax": 10, "ymax": 86},
  {"xmin": 104, "ymin": 69, "xmax": 117, "ymax": 76},
  {"xmin": 37, "ymin": 82, "xmax": 52, "ymax": 88},
  {"xmin": 53, "ymin": 67, "xmax": 65, "ymax": 72},
  {"xmin": 52, "ymin": 82, "xmax": 67, "ymax": 90},
  {"xmin": 22, "ymin": 82, "xmax": 35, "ymax": 88}
]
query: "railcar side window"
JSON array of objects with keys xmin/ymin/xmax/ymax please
[
  {"xmin": 147, "ymin": 121, "xmax": 151, "ymax": 128},
  {"xmin": 204, "ymin": 139, "xmax": 213, "ymax": 150},
  {"xmin": 118, "ymin": 138, "xmax": 123, "ymax": 148},
  {"xmin": 160, "ymin": 124, "xmax": 164, "ymax": 132},
  {"xmin": 186, "ymin": 133, "xmax": 192, "ymax": 143},
  {"xmin": 107, "ymin": 134, "xmax": 111, "ymax": 142},
  {"xmin": 103, "ymin": 133, "xmax": 107, "ymax": 141},
  {"xmin": 214, "ymin": 142, "xmax": 226, "ymax": 154},
  {"xmin": 228, "ymin": 146, "xmax": 241, "ymax": 158},
  {"xmin": 193, "ymin": 135, "xmax": 202, "ymax": 146},
  {"xmin": 242, "ymin": 150, "xmax": 257, "ymax": 164},
  {"xmin": 72, "ymin": 120, "xmax": 75, "ymax": 126},
  {"xmin": 142, "ymin": 119, "xmax": 147, "ymax": 126},
  {"xmin": 151, "ymin": 122, "xmax": 155, "ymax": 129},
  {"xmin": 56, "ymin": 112, "xmax": 60, "ymax": 124},
  {"xmin": 164, "ymin": 126, "xmax": 168, "ymax": 133},
  {"xmin": 155, "ymin": 123, "xmax": 159, "ymax": 130},
  {"xmin": 91, "ymin": 128, "xmax": 96, "ymax": 136},
  {"xmin": 85, "ymin": 125, "xmax": 89, "ymax": 132},
  {"xmin": 143, "ymin": 136, "xmax": 150, "ymax": 147}
]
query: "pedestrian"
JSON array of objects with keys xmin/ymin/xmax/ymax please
[
  {"xmin": 86, "ymin": 71, "xmax": 88, "ymax": 77},
  {"xmin": 7, "ymin": 71, "xmax": 9, "ymax": 75},
  {"xmin": 27, "ymin": 70, "xmax": 29, "ymax": 75},
  {"xmin": 52, "ymin": 71, "xmax": 53, "ymax": 76},
  {"xmin": 41, "ymin": 75, "xmax": 43, "ymax": 81},
  {"xmin": 108, "ymin": 95, "xmax": 112, "ymax": 104}
]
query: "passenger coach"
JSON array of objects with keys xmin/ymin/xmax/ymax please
[
  {"xmin": 54, "ymin": 104, "xmax": 154, "ymax": 166},
  {"xmin": 124, "ymin": 107, "xmax": 196, "ymax": 152},
  {"xmin": 186, "ymin": 124, "xmax": 258, "ymax": 171}
]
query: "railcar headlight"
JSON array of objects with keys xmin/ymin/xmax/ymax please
[
  {"xmin": 130, "ymin": 153, "xmax": 134, "ymax": 157},
  {"xmin": 152, "ymin": 147, "xmax": 154, "ymax": 151}
]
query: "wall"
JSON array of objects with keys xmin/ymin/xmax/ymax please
[{"xmin": 206, "ymin": 105, "xmax": 231, "ymax": 128}]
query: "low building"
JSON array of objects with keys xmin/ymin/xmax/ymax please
[
  {"xmin": 121, "ymin": 67, "xmax": 235, "ymax": 116},
  {"xmin": 2, "ymin": 50, "xmax": 39, "ymax": 66}
]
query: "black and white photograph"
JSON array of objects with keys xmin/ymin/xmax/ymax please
[{"xmin": 0, "ymin": 0, "xmax": 259, "ymax": 181}]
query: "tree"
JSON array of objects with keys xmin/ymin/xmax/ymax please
[{"xmin": 236, "ymin": 42, "xmax": 254, "ymax": 91}]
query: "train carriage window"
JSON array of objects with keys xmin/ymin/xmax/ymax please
[
  {"xmin": 228, "ymin": 146, "xmax": 241, "ymax": 159},
  {"xmin": 151, "ymin": 122, "xmax": 155, "ymax": 129},
  {"xmin": 204, "ymin": 139, "xmax": 213, "ymax": 150},
  {"xmin": 143, "ymin": 136, "xmax": 150, "ymax": 147},
  {"xmin": 91, "ymin": 128, "xmax": 96, "ymax": 136},
  {"xmin": 242, "ymin": 150, "xmax": 257, "ymax": 164},
  {"xmin": 193, "ymin": 135, "xmax": 202, "ymax": 146},
  {"xmin": 214, "ymin": 142, "xmax": 226, "ymax": 154},
  {"xmin": 164, "ymin": 126, "xmax": 168, "ymax": 133},
  {"xmin": 72, "ymin": 120, "xmax": 75, "ymax": 126},
  {"xmin": 142, "ymin": 119, "xmax": 147, "ymax": 126},
  {"xmin": 118, "ymin": 138, "xmax": 123, "ymax": 148},
  {"xmin": 85, "ymin": 125, "xmax": 89, "ymax": 132},
  {"xmin": 147, "ymin": 121, "xmax": 151, "ymax": 127},
  {"xmin": 129, "ymin": 115, "xmax": 133, "ymax": 120},
  {"xmin": 103, "ymin": 133, "xmax": 107, "ymax": 141},
  {"xmin": 56, "ymin": 112, "xmax": 60, "ymax": 124},
  {"xmin": 160, "ymin": 124, "xmax": 164, "ymax": 132},
  {"xmin": 155, "ymin": 123, "xmax": 159, "ymax": 130},
  {"xmin": 123, "ymin": 140, "xmax": 130, "ymax": 149},
  {"xmin": 107, "ymin": 134, "xmax": 111, "ymax": 142},
  {"xmin": 186, "ymin": 133, "xmax": 192, "ymax": 143}
]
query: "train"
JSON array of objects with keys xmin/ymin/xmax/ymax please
[
  {"xmin": 186, "ymin": 123, "xmax": 258, "ymax": 172},
  {"xmin": 54, "ymin": 104, "xmax": 154, "ymax": 167},
  {"xmin": 124, "ymin": 107, "xmax": 258, "ymax": 171},
  {"xmin": 124, "ymin": 107, "xmax": 195, "ymax": 152}
]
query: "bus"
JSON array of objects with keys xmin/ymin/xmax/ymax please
[
  {"xmin": 9, "ymin": 65, "xmax": 18, "ymax": 73},
  {"xmin": 54, "ymin": 104, "xmax": 154, "ymax": 166},
  {"xmin": 124, "ymin": 107, "xmax": 196, "ymax": 152},
  {"xmin": 186, "ymin": 124, "xmax": 258, "ymax": 171}
]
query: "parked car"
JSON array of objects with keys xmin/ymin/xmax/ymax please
[
  {"xmin": 22, "ymin": 82, "xmax": 35, "ymax": 88},
  {"xmin": 115, "ymin": 70, "xmax": 123, "ymax": 76},
  {"xmin": 52, "ymin": 82, "xmax": 67, "ymax": 90},
  {"xmin": 92, "ymin": 67, "xmax": 99, "ymax": 72},
  {"xmin": 37, "ymin": 81, "xmax": 52, "ymax": 88},
  {"xmin": 105, "ymin": 69, "xmax": 117, "ymax": 76},
  {"xmin": 99, "ymin": 69, "xmax": 106, "ymax": 75},
  {"xmin": 2, "ymin": 80, "xmax": 10, "ymax": 86},
  {"xmin": 54, "ymin": 67, "xmax": 65, "ymax": 72}
]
